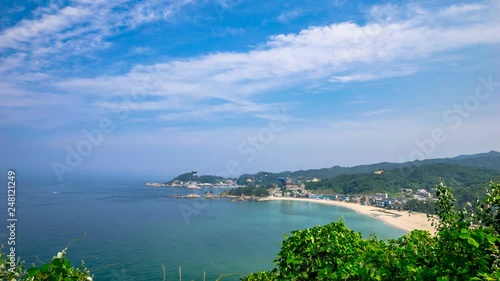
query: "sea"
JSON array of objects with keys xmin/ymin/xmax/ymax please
[{"xmin": 2, "ymin": 179, "xmax": 407, "ymax": 281}]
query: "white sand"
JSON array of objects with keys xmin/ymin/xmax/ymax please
[{"xmin": 263, "ymin": 197, "xmax": 436, "ymax": 234}]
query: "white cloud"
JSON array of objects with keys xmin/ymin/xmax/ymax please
[
  {"xmin": 211, "ymin": 26, "xmax": 245, "ymax": 37},
  {"xmin": 330, "ymin": 68, "xmax": 415, "ymax": 83},
  {"xmin": 348, "ymin": 99, "xmax": 367, "ymax": 105},
  {"xmin": 0, "ymin": 0, "xmax": 194, "ymax": 71},
  {"xmin": 56, "ymin": 3, "xmax": 499, "ymax": 97},
  {"xmin": 2, "ymin": 1, "xmax": 500, "ymax": 128},
  {"xmin": 157, "ymin": 102, "xmax": 278, "ymax": 121},
  {"xmin": 439, "ymin": 4, "xmax": 486, "ymax": 17},
  {"xmin": 360, "ymin": 108, "xmax": 392, "ymax": 117},
  {"xmin": 132, "ymin": 47, "xmax": 153, "ymax": 54},
  {"xmin": 330, "ymin": 0, "xmax": 346, "ymax": 8},
  {"xmin": 0, "ymin": 6, "xmax": 92, "ymax": 49},
  {"xmin": 6, "ymin": 5, "xmax": 26, "ymax": 14},
  {"xmin": 277, "ymin": 10, "xmax": 302, "ymax": 23}
]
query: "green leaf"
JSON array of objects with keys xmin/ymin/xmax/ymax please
[
  {"xmin": 467, "ymin": 237, "xmax": 480, "ymax": 248},
  {"xmin": 486, "ymin": 235, "xmax": 496, "ymax": 245},
  {"xmin": 458, "ymin": 228, "xmax": 469, "ymax": 239},
  {"xmin": 26, "ymin": 267, "xmax": 40, "ymax": 276},
  {"xmin": 40, "ymin": 263, "xmax": 50, "ymax": 273},
  {"xmin": 63, "ymin": 259, "xmax": 71, "ymax": 269}
]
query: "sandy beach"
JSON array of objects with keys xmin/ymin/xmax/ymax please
[{"xmin": 263, "ymin": 197, "xmax": 436, "ymax": 234}]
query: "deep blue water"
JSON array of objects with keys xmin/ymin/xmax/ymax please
[{"xmin": 1, "ymin": 181, "xmax": 406, "ymax": 280}]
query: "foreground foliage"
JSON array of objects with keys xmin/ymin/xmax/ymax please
[
  {"xmin": 0, "ymin": 247, "xmax": 92, "ymax": 281},
  {"xmin": 244, "ymin": 182, "xmax": 500, "ymax": 281}
]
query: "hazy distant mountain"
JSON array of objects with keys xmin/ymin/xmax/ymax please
[
  {"xmin": 452, "ymin": 150, "xmax": 500, "ymax": 160},
  {"xmin": 237, "ymin": 151, "xmax": 500, "ymax": 184}
]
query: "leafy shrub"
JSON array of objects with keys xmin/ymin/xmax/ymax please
[
  {"xmin": 242, "ymin": 182, "xmax": 500, "ymax": 280},
  {"xmin": 0, "ymin": 247, "xmax": 92, "ymax": 281},
  {"xmin": 243, "ymin": 271, "xmax": 279, "ymax": 281},
  {"xmin": 0, "ymin": 246, "xmax": 24, "ymax": 281}
]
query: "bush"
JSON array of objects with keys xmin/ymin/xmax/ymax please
[
  {"xmin": 242, "ymin": 182, "xmax": 500, "ymax": 280},
  {"xmin": 0, "ymin": 246, "xmax": 24, "ymax": 281},
  {"xmin": 244, "ymin": 271, "xmax": 279, "ymax": 281},
  {"xmin": 0, "ymin": 247, "xmax": 92, "ymax": 281}
]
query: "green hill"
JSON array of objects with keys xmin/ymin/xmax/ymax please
[
  {"xmin": 237, "ymin": 151, "xmax": 500, "ymax": 185},
  {"xmin": 168, "ymin": 172, "xmax": 228, "ymax": 184},
  {"xmin": 305, "ymin": 163, "xmax": 500, "ymax": 205}
]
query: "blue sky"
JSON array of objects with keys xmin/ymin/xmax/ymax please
[{"xmin": 1, "ymin": 0, "xmax": 499, "ymax": 182}]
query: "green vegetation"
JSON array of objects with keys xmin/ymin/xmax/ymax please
[
  {"xmin": 243, "ymin": 182, "xmax": 500, "ymax": 280},
  {"xmin": 169, "ymin": 172, "xmax": 229, "ymax": 184},
  {"xmin": 0, "ymin": 246, "xmax": 92, "ymax": 281},
  {"xmin": 306, "ymin": 164, "xmax": 500, "ymax": 205},
  {"xmin": 237, "ymin": 151, "xmax": 500, "ymax": 185},
  {"xmin": 226, "ymin": 184, "xmax": 271, "ymax": 197}
]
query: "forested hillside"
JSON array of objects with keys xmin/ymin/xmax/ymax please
[
  {"xmin": 305, "ymin": 163, "xmax": 500, "ymax": 205},
  {"xmin": 237, "ymin": 151, "xmax": 500, "ymax": 185},
  {"xmin": 168, "ymin": 172, "xmax": 228, "ymax": 184}
]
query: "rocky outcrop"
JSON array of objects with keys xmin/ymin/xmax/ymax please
[{"xmin": 170, "ymin": 194, "xmax": 201, "ymax": 199}]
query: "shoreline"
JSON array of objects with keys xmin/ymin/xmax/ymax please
[{"xmin": 262, "ymin": 197, "xmax": 436, "ymax": 234}]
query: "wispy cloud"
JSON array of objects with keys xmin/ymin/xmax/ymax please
[
  {"xmin": 1, "ymin": 0, "xmax": 499, "ymax": 179},
  {"xmin": 0, "ymin": 6, "xmax": 92, "ymax": 49},
  {"xmin": 157, "ymin": 102, "xmax": 283, "ymax": 121},
  {"xmin": 277, "ymin": 10, "xmax": 302, "ymax": 23},
  {"xmin": 0, "ymin": 0, "xmax": 194, "ymax": 72},
  {"xmin": 348, "ymin": 99, "xmax": 368, "ymax": 105},
  {"xmin": 1, "ymin": 0, "xmax": 500, "ymax": 128},
  {"xmin": 132, "ymin": 47, "xmax": 153, "ymax": 54},
  {"xmin": 439, "ymin": 3, "xmax": 486, "ymax": 18},
  {"xmin": 330, "ymin": 0, "xmax": 346, "ymax": 8},
  {"xmin": 330, "ymin": 69, "xmax": 415, "ymax": 83},
  {"xmin": 210, "ymin": 26, "xmax": 245, "ymax": 37},
  {"xmin": 5, "ymin": 5, "xmax": 26, "ymax": 14},
  {"xmin": 360, "ymin": 108, "xmax": 392, "ymax": 117}
]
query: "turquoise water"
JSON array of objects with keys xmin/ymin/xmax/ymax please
[{"xmin": 5, "ymin": 181, "xmax": 406, "ymax": 280}]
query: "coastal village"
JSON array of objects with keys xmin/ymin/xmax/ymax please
[
  {"xmin": 268, "ymin": 173, "xmax": 435, "ymax": 210},
  {"xmin": 146, "ymin": 169, "xmax": 437, "ymax": 214},
  {"xmin": 145, "ymin": 169, "xmax": 441, "ymax": 233},
  {"xmin": 145, "ymin": 152, "xmax": 500, "ymax": 237}
]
